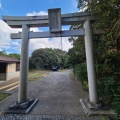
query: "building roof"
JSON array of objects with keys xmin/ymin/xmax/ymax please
[{"xmin": 0, "ymin": 56, "xmax": 20, "ymax": 63}]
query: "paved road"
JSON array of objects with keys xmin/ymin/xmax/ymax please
[
  {"xmin": 0, "ymin": 70, "xmax": 105, "ymax": 119},
  {"xmin": 29, "ymin": 70, "xmax": 89, "ymax": 115}
]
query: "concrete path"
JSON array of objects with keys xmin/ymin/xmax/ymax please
[{"xmin": 0, "ymin": 70, "xmax": 105, "ymax": 119}]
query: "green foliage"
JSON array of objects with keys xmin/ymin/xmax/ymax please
[
  {"xmin": 29, "ymin": 57, "xmax": 37, "ymax": 70},
  {"xmin": 99, "ymin": 76, "xmax": 120, "ymax": 119},
  {"xmin": 73, "ymin": 63, "xmax": 88, "ymax": 91},
  {"xmin": 54, "ymin": 49, "xmax": 66, "ymax": 67},
  {"xmin": 0, "ymin": 51, "xmax": 20, "ymax": 60},
  {"xmin": 68, "ymin": 36, "xmax": 86, "ymax": 66},
  {"xmin": 8, "ymin": 53, "xmax": 20, "ymax": 60},
  {"xmin": 31, "ymin": 48, "xmax": 69, "ymax": 69},
  {"xmin": 64, "ymin": 55, "xmax": 72, "ymax": 68},
  {"xmin": 69, "ymin": 0, "xmax": 120, "ymax": 118},
  {"xmin": 0, "ymin": 93, "xmax": 11, "ymax": 101}
]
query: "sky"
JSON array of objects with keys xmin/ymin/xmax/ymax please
[{"xmin": 0, "ymin": 0, "xmax": 79, "ymax": 55}]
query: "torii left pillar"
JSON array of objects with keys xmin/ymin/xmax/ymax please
[
  {"xmin": 18, "ymin": 24, "xmax": 29, "ymax": 102},
  {"xmin": 7, "ymin": 24, "xmax": 38, "ymax": 114}
]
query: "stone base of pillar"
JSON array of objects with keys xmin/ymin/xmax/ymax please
[
  {"xmin": 3, "ymin": 99, "xmax": 38, "ymax": 114},
  {"xmin": 87, "ymin": 99, "xmax": 104, "ymax": 109},
  {"xmin": 80, "ymin": 99, "xmax": 117, "ymax": 119}
]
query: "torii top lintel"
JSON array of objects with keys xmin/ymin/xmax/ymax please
[{"xmin": 2, "ymin": 9, "xmax": 96, "ymax": 28}]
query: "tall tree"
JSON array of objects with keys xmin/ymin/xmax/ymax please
[
  {"xmin": 31, "ymin": 48, "xmax": 68, "ymax": 69},
  {"xmin": 0, "ymin": 50, "xmax": 7, "ymax": 56},
  {"xmin": 9, "ymin": 53, "xmax": 20, "ymax": 60}
]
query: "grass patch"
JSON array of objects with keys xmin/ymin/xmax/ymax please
[
  {"xmin": 28, "ymin": 76, "xmax": 45, "ymax": 81},
  {"xmin": 28, "ymin": 70, "xmax": 50, "ymax": 81},
  {"xmin": 0, "ymin": 93, "xmax": 11, "ymax": 101}
]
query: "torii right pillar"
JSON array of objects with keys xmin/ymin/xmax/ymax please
[
  {"xmin": 80, "ymin": 20, "xmax": 116, "ymax": 118},
  {"xmin": 84, "ymin": 20, "xmax": 99, "ymax": 104}
]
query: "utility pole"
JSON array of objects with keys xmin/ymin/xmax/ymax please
[{"xmin": 61, "ymin": 37, "xmax": 62, "ymax": 50}]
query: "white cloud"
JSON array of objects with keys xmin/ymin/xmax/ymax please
[
  {"xmin": 29, "ymin": 36, "xmax": 72, "ymax": 54},
  {"xmin": 26, "ymin": 11, "xmax": 47, "ymax": 16},
  {"xmin": 0, "ymin": 1, "xmax": 8, "ymax": 13},
  {"xmin": 71, "ymin": 0, "xmax": 78, "ymax": 12},
  {"xmin": 0, "ymin": 21, "xmax": 12, "ymax": 49},
  {"xmin": 11, "ymin": 41, "xmax": 20, "ymax": 46},
  {"xmin": 0, "ymin": 20, "xmax": 21, "ymax": 52},
  {"xmin": 10, "ymin": 41, "xmax": 21, "ymax": 53},
  {"xmin": 30, "ymin": 27, "xmax": 42, "ymax": 32}
]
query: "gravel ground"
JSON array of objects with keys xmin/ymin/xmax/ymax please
[
  {"xmin": 0, "ymin": 114, "xmax": 104, "ymax": 120},
  {"xmin": 0, "ymin": 70, "xmax": 105, "ymax": 120}
]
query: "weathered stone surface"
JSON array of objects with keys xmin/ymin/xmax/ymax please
[
  {"xmin": 0, "ymin": 114, "xmax": 106, "ymax": 120},
  {"xmin": 2, "ymin": 12, "xmax": 96, "ymax": 28}
]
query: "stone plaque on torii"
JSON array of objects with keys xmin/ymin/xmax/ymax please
[
  {"xmin": 2, "ymin": 8, "xmax": 115, "ymax": 116},
  {"xmin": 48, "ymin": 8, "xmax": 61, "ymax": 32}
]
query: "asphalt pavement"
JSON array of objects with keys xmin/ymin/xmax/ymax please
[{"xmin": 0, "ymin": 70, "xmax": 106, "ymax": 120}]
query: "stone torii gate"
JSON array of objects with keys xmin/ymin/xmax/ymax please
[{"xmin": 2, "ymin": 8, "xmax": 108, "ymax": 114}]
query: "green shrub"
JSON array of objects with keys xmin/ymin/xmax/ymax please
[
  {"xmin": 99, "ymin": 76, "xmax": 120, "ymax": 119},
  {"xmin": 73, "ymin": 63, "xmax": 88, "ymax": 91},
  {"xmin": 74, "ymin": 63, "xmax": 120, "ymax": 119}
]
